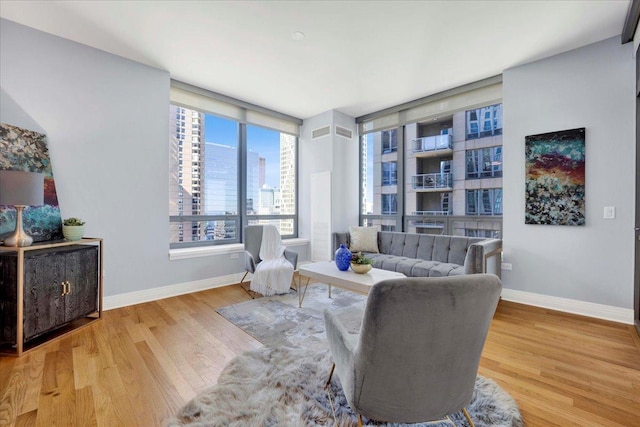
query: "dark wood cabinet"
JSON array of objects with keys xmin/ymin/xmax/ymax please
[{"xmin": 0, "ymin": 238, "xmax": 103, "ymax": 356}]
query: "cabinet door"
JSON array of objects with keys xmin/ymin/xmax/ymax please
[
  {"xmin": 64, "ymin": 246, "xmax": 98, "ymax": 322},
  {"xmin": 23, "ymin": 252, "xmax": 66, "ymax": 341},
  {"xmin": 0, "ymin": 255, "xmax": 18, "ymax": 344}
]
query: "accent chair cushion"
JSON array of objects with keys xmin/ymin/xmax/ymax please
[{"xmin": 349, "ymin": 225, "xmax": 380, "ymax": 253}]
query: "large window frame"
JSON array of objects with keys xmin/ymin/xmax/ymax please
[
  {"xmin": 169, "ymin": 81, "xmax": 301, "ymax": 249},
  {"xmin": 356, "ymin": 76, "xmax": 504, "ymax": 237}
]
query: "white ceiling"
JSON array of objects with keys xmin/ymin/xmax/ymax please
[{"xmin": 0, "ymin": 1, "xmax": 631, "ymax": 120}]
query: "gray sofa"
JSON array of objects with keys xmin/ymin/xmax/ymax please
[{"xmin": 333, "ymin": 231, "xmax": 502, "ymax": 278}]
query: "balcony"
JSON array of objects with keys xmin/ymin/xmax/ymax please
[
  {"xmin": 411, "ymin": 134, "xmax": 452, "ymax": 156},
  {"xmin": 411, "ymin": 173, "xmax": 452, "ymax": 191},
  {"xmin": 412, "ymin": 210, "xmax": 452, "ymax": 216}
]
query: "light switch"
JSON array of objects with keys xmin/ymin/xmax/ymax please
[{"xmin": 603, "ymin": 206, "xmax": 615, "ymax": 219}]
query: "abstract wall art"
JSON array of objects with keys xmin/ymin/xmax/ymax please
[
  {"xmin": 525, "ymin": 127, "xmax": 585, "ymax": 226},
  {"xmin": 0, "ymin": 123, "xmax": 63, "ymax": 242}
]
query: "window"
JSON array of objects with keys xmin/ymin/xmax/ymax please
[
  {"xmin": 466, "ymin": 104, "xmax": 502, "ymax": 139},
  {"xmin": 466, "ymin": 147, "xmax": 502, "ymax": 179},
  {"xmin": 466, "ymin": 189, "xmax": 502, "ymax": 216},
  {"xmin": 169, "ymin": 83, "xmax": 300, "ymax": 248},
  {"xmin": 247, "ymin": 125, "xmax": 296, "ymax": 236},
  {"xmin": 381, "ymin": 194, "xmax": 397, "ymax": 214},
  {"xmin": 357, "ymin": 80, "xmax": 503, "ymax": 237},
  {"xmin": 381, "ymin": 129, "xmax": 398, "ymax": 154},
  {"xmin": 382, "ymin": 161, "xmax": 397, "ymax": 185}
]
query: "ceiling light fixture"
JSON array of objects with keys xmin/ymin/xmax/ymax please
[{"xmin": 292, "ymin": 31, "xmax": 305, "ymax": 41}]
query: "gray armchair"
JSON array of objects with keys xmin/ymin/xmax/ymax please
[
  {"xmin": 239, "ymin": 225, "xmax": 298, "ymax": 296},
  {"xmin": 324, "ymin": 274, "xmax": 501, "ymax": 426}
]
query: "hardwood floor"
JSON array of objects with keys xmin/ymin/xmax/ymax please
[{"xmin": 1, "ymin": 283, "xmax": 639, "ymax": 426}]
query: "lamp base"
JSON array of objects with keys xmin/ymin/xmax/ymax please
[{"xmin": 3, "ymin": 205, "xmax": 34, "ymax": 247}]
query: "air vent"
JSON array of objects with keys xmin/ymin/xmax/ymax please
[
  {"xmin": 335, "ymin": 125, "xmax": 353, "ymax": 140},
  {"xmin": 311, "ymin": 125, "xmax": 331, "ymax": 140}
]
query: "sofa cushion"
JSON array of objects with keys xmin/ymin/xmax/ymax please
[
  {"xmin": 364, "ymin": 253, "xmax": 393, "ymax": 269},
  {"xmin": 401, "ymin": 233, "xmax": 420, "ymax": 258},
  {"xmin": 416, "ymin": 234, "xmax": 436, "ymax": 260},
  {"xmin": 448, "ymin": 237, "xmax": 471, "ymax": 266},
  {"xmin": 432, "ymin": 236, "xmax": 452, "ymax": 263},
  {"xmin": 380, "ymin": 256, "xmax": 412, "ymax": 273},
  {"xmin": 428, "ymin": 262, "xmax": 460, "ymax": 277},
  {"xmin": 388, "ymin": 233, "xmax": 407, "ymax": 256},
  {"xmin": 396, "ymin": 258, "xmax": 423, "ymax": 276},
  {"xmin": 350, "ymin": 226, "xmax": 380, "ymax": 253},
  {"xmin": 410, "ymin": 260, "xmax": 441, "ymax": 277}
]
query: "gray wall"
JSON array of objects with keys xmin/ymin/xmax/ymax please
[
  {"xmin": 0, "ymin": 19, "xmax": 250, "ymax": 298},
  {"xmin": 299, "ymin": 110, "xmax": 359, "ymax": 243},
  {"xmin": 502, "ymin": 36, "xmax": 635, "ymax": 309}
]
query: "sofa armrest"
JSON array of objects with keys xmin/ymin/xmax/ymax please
[{"xmin": 464, "ymin": 238, "xmax": 502, "ymax": 277}]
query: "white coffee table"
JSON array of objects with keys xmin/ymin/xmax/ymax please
[{"xmin": 297, "ymin": 261, "xmax": 406, "ymax": 308}]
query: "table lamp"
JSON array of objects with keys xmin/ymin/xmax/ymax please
[{"xmin": 0, "ymin": 170, "xmax": 45, "ymax": 247}]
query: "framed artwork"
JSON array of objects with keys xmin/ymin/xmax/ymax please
[
  {"xmin": 0, "ymin": 123, "xmax": 63, "ymax": 242},
  {"xmin": 525, "ymin": 127, "xmax": 585, "ymax": 226}
]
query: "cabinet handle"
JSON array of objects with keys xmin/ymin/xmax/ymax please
[{"xmin": 61, "ymin": 281, "xmax": 72, "ymax": 295}]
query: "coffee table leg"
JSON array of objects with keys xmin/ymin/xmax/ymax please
[
  {"xmin": 299, "ymin": 276, "xmax": 311, "ymax": 308},
  {"xmin": 328, "ymin": 284, "xmax": 332, "ymax": 299}
]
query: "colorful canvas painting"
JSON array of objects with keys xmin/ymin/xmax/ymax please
[
  {"xmin": 525, "ymin": 128, "xmax": 585, "ymax": 226},
  {"xmin": 0, "ymin": 123, "xmax": 63, "ymax": 242}
]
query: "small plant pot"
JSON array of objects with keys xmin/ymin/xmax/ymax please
[
  {"xmin": 350, "ymin": 263, "xmax": 372, "ymax": 274},
  {"xmin": 62, "ymin": 225, "xmax": 84, "ymax": 241}
]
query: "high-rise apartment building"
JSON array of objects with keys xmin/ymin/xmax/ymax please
[
  {"xmin": 367, "ymin": 103, "xmax": 503, "ymax": 237},
  {"xmin": 169, "ymin": 104, "xmax": 205, "ymax": 243},
  {"xmin": 279, "ymin": 133, "xmax": 296, "ymax": 235}
]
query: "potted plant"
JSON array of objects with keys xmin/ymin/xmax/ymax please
[
  {"xmin": 62, "ymin": 217, "xmax": 85, "ymax": 241},
  {"xmin": 350, "ymin": 252, "xmax": 373, "ymax": 274}
]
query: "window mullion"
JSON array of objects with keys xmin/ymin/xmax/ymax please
[{"xmin": 239, "ymin": 122, "xmax": 247, "ymax": 242}]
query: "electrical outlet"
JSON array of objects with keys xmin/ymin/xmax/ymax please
[
  {"xmin": 230, "ymin": 253, "xmax": 239, "ymax": 260},
  {"xmin": 501, "ymin": 263, "xmax": 512, "ymax": 271}
]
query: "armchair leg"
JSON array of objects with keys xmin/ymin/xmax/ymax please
[
  {"xmin": 238, "ymin": 271, "xmax": 256, "ymax": 299},
  {"xmin": 326, "ymin": 363, "xmax": 335, "ymax": 387},
  {"xmin": 462, "ymin": 407, "xmax": 475, "ymax": 427}
]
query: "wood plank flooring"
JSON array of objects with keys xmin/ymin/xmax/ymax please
[{"xmin": 1, "ymin": 283, "xmax": 639, "ymax": 426}]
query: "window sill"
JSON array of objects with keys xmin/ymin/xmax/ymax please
[{"xmin": 169, "ymin": 238, "xmax": 309, "ymax": 261}]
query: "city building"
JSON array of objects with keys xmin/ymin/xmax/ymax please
[
  {"xmin": 169, "ymin": 104, "xmax": 205, "ymax": 243},
  {"xmin": 365, "ymin": 104, "xmax": 503, "ymax": 237}
]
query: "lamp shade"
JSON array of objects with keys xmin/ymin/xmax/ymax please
[{"xmin": 0, "ymin": 170, "xmax": 44, "ymax": 206}]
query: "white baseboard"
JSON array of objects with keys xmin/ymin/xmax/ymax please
[
  {"xmin": 103, "ymin": 272, "xmax": 247, "ymax": 310},
  {"xmin": 104, "ymin": 277, "xmax": 634, "ymax": 325},
  {"xmin": 500, "ymin": 288, "xmax": 634, "ymax": 325}
]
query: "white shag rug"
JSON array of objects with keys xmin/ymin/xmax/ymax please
[{"xmin": 165, "ymin": 346, "xmax": 523, "ymax": 427}]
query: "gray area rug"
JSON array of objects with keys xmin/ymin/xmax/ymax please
[
  {"xmin": 216, "ymin": 284, "xmax": 367, "ymax": 352},
  {"xmin": 167, "ymin": 284, "xmax": 523, "ymax": 426},
  {"xmin": 166, "ymin": 346, "xmax": 523, "ymax": 427}
]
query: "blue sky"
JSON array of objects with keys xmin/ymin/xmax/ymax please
[{"xmin": 205, "ymin": 115, "xmax": 281, "ymax": 187}]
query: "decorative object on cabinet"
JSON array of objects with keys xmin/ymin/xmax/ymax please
[
  {"xmin": 0, "ymin": 170, "xmax": 44, "ymax": 246},
  {"xmin": 0, "ymin": 237, "xmax": 103, "ymax": 356},
  {"xmin": 0, "ymin": 123, "xmax": 63, "ymax": 243},
  {"xmin": 62, "ymin": 217, "xmax": 86, "ymax": 241},
  {"xmin": 334, "ymin": 243, "xmax": 352, "ymax": 271}
]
